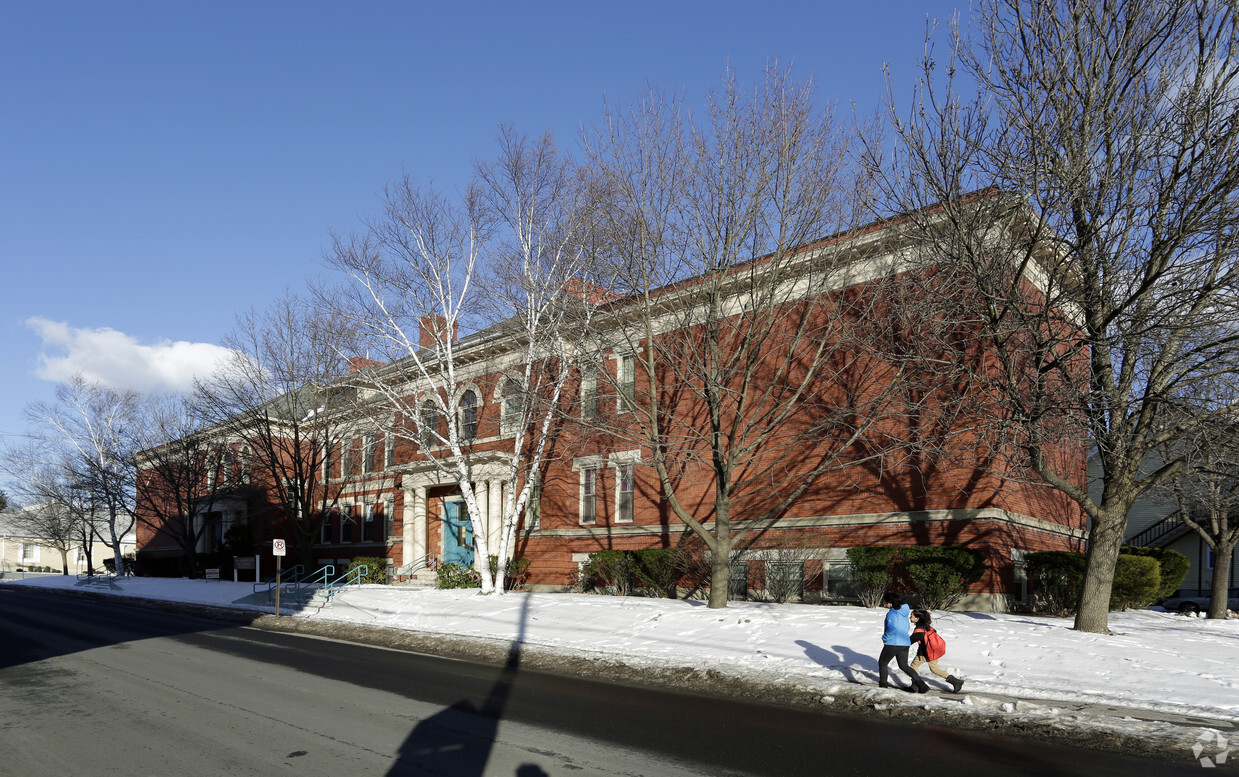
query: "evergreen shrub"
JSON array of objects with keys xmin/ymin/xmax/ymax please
[{"xmin": 1120, "ymin": 546, "xmax": 1189, "ymax": 599}]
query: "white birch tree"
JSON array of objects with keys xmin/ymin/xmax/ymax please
[{"xmin": 327, "ymin": 126, "xmax": 599, "ymax": 594}]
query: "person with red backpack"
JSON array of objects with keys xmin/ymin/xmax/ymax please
[{"xmin": 910, "ymin": 609, "xmax": 965, "ymax": 693}]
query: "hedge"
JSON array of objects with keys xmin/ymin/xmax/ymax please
[{"xmin": 1119, "ymin": 546, "xmax": 1189, "ymax": 599}]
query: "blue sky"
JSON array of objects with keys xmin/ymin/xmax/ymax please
[{"xmin": 0, "ymin": 1, "xmax": 965, "ymax": 495}]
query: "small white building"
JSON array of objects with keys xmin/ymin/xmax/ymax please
[{"xmin": 0, "ymin": 508, "xmax": 136, "ymax": 576}]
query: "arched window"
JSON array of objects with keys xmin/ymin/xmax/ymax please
[
  {"xmin": 420, "ymin": 401, "xmax": 439, "ymax": 449},
  {"xmin": 502, "ymin": 378, "xmax": 523, "ymax": 434},
  {"xmin": 460, "ymin": 389, "xmax": 479, "ymax": 441}
]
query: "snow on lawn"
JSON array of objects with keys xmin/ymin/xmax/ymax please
[{"xmin": 4, "ymin": 574, "xmax": 1237, "ymax": 735}]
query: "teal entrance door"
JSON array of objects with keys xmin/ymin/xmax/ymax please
[{"xmin": 443, "ymin": 500, "xmax": 474, "ymax": 567}]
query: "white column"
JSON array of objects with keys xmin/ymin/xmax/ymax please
[
  {"xmin": 414, "ymin": 486, "xmax": 429, "ymax": 563},
  {"xmin": 488, "ymin": 479, "xmax": 503, "ymax": 555},
  {"xmin": 402, "ymin": 489, "xmax": 415, "ymax": 566}
]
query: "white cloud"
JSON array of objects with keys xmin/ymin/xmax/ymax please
[{"xmin": 26, "ymin": 317, "xmax": 235, "ymax": 393}]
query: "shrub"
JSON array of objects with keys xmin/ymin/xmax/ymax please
[
  {"xmin": 1120, "ymin": 546, "xmax": 1189, "ymax": 599},
  {"xmin": 1110, "ymin": 555, "xmax": 1161, "ymax": 611},
  {"xmin": 900, "ymin": 546, "xmax": 986, "ymax": 611},
  {"xmin": 1025, "ymin": 551, "xmax": 1086, "ymax": 615},
  {"xmin": 580, "ymin": 550, "xmax": 634, "ymax": 595},
  {"xmin": 631, "ymin": 548, "xmax": 688, "ymax": 599},
  {"xmin": 436, "ymin": 562, "xmax": 481, "ymax": 589},
  {"xmin": 846, "ymin": 546, "xmax": 898, "ymax": 607},
  {"xmin": 488, "ymin": 555, "xmax": 532, "ymax": 590},
  {"xmin": 347, "ymin": 557, "xmax": 390, "ymax": 584}
]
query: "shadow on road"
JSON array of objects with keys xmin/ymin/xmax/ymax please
[
  {"xmin": 385, "ymin": 593, "xmax": 539, "ymax": 777},
  {"xmin": 0, "ymin": 585, "xmax": 253, "ymax": 670}
]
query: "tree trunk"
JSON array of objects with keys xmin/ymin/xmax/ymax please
[
  {"xmin": 1208, "ymin": 542, "xmax": 1234, "ymax": 620},
  {"xmin": 60, "ymin": 549, "xmax": 69, "ymax": 575},
  {"xmin": 1074, "ymin": 511, "xmax": 1125, "ymax": 632},
  {"xmin": 707, "ymin": 534, "xmax": 732, "ymax": 609}
]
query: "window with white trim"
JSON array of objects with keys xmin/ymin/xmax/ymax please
[
  {"xmin": 524, "ymin": 475, "xmax": 541, "ymax": 530},
  {"xmin": 363, "ymin": 434, "xmax": 377, "ymax": 474},
  {"xmin": 501, "ymin": 378, "xmax": 523, "ymax": 435},
  {"xmin": 580, "ymin": 467, "xmax": 597, "ymax": 525},
  {"xmin": 384, "ymin": 433, "xmax": 395, "ymax": 469},
  {"xmin": 341, "ymin": 507, "xmax": 354, "ymax": 543},
  {"xmin": 460, "ymin": 390, "xmax": 479, "ymax": 441},
  {"xmin": 618, "ymin": 353, "xmax": 635, "ymax": 410},
  {"xmin": 362, "ymin": 502, "xmax": 376, "ymax": 542},
  {"xmin": 615, "ymin": 462, "xmax": 634, "ymax": 523},
  {"xmin": 341, "ymin": 436, "xmax": 355, "ymax": 478},
  {"xmin": 581, "ymin": 361, "xmax": 598, "ymax": 419},
  {"xmin": 420, "ymin": 401, "xmax": 439, "ymax": 448},
  {"xmin": 20, "ymin": 543, "xmax": 39, "ymax": 563}
]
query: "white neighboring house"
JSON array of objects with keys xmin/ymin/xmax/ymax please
[
  {"xmin": 0, "ymin": 508, "xmax": 136, "ymax": 576},
  {"xmin": 1090, "ymin": 456, "xmax": 1239, "ymax": 601}
]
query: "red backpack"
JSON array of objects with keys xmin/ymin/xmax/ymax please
[{"xmin": 919, "ymin": 627, "xmax": 946, "ymax": 661}]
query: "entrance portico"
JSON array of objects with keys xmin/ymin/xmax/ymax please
[{"xmin": 398, "ymin": 453, "xmax": 516, "ymax": 570}]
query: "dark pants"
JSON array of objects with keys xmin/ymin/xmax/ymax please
[{"xmin": 878, "ymin": 645, "xmax": 925, "ymax": 688}]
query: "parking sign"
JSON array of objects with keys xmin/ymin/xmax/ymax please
[{"xmin": 273, "ymin": 539, "xmax": 286, "ymax": 556}]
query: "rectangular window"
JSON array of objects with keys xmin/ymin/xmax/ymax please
[
  {"xmin": 824, "ymin": 563, "xmax": 861, "ymax": 599},
  {"xmin": 321, "ymin": 444, "xmax": 332, "ymax": 482},
  {"xmin": 385, "ymin": 433, "xmax": 395, "ymax": 469},
  {"xmin": 320, "ymin": 511, "xmax": 334, "ymax": 544},
  {"xmin": 615, "ymin": 463, "xmax": 634, "ymax": 523},
  {"xmin": 341, "ymin": 509, "xmax": 353, "ymax": 543},
  {"xmin": 384, "ymin": 500, "xmax": 394, "ymax": 538},
  {"xmin": 363, "ymin": 434, "xmax": 377, "ymax": 474},
  {"xmin": 525, "ymin": 477, "xmax": 541, "ymax": 531},
  {"xmin": 580, "ymin": 468, "xmax": 597, "ymax": 525},
  {"xmin": 619, "ymin": 354, "xmax": 635, "ymax": 409},
  {"xmin": 362, "ymin": 503, "xmax": 375, "ymax": 542},
  {"xmin": 341, "ymin": 438, "xmax": 354, "ymax": 479},
  {"xmin": 20, "ymin": 543, "xmax": 38, "ymax": 563},
  {"xmin": 581, "ymin": 362, "xmax": 597, "ymax": 419}
]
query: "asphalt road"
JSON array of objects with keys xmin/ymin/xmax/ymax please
[{"xmin": 0, "ymin": 586, "xmax": 1206, "ymax": 776}]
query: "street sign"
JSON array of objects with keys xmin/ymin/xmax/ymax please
[{"xmin": 273, "ymin": 539, "xmax": 286, "ymax": 557}]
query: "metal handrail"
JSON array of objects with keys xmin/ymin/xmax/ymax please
[
  {"xmin": 394, "ymin": 553, "xmax": 437, "ymax": 581},
  {"xmin": 1127, "ymin": 514, "xmax": 1187, "ymax": 548},
  {"xmin": 252, "ymin": 564, "xmax": 304, "ymax": 596},
  {"xmin": 320, "ymin": 565, "xmax": 369, "ymax": 605},
  {"xmin": 287, "ymin": 565, "xmax": 335, "ymax": 594}
]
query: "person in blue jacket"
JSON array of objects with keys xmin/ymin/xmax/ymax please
[{"xmin": 878, "ymin": 592, "xmax": 929, "ymax": 692}]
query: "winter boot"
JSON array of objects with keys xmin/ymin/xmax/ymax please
[{"xmin": 948, "ymin": 676, "xmax": 964, "ymax": 693}]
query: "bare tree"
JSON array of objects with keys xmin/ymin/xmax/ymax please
[
  {"xmin": 872, "ymin": 0, "xmax": 1239, "ymax": 631},
  {"xmin": 1152, "ymin": 402, "xmax": 1239, "ymax": 619},
  {"xmin": 195, "ymin": 292, "xmax": 367, "ymax": 568},
  {"xmin": 133, "ymin": 395, "xmax": 238, "ymax": 579},
  {"xmin": 17, "ymin": 375, "xmax": 141, "ymax": 575},
  {"xmin": 581, "ymin": 65, "xmax": 914, "ymax": 609},
  {"xmin": 327, "ymin": 126, "xmax": 599, "ymax": 594},
  {"xmin": 9, "ymin": 501, "xmax": 77, "ymax": 574}
]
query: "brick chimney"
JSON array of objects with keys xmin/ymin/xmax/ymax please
[
  {"xmin": 419, "ymin": 314, "xmax": 458, "ymax": 348},
  {"xmin": 347, "ymin": 357, "xmax": 382, "ymax": 374},
  {"xmin": 563, "ymin": 277, "xmax": 619, "ymax": 305}
]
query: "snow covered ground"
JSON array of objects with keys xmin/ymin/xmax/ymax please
[{"xmin": 3, "ymin": 573, "xmax": 1237, "ymax": 765}]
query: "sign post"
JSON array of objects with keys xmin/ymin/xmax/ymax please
[{"xmin": 272, "ymin": 539, "xmax": 286, "ymax": 616}]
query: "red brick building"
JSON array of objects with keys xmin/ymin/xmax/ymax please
[{"xmin": 136, "ymin": 212, "xmax": 1087, "ymax": 610}]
